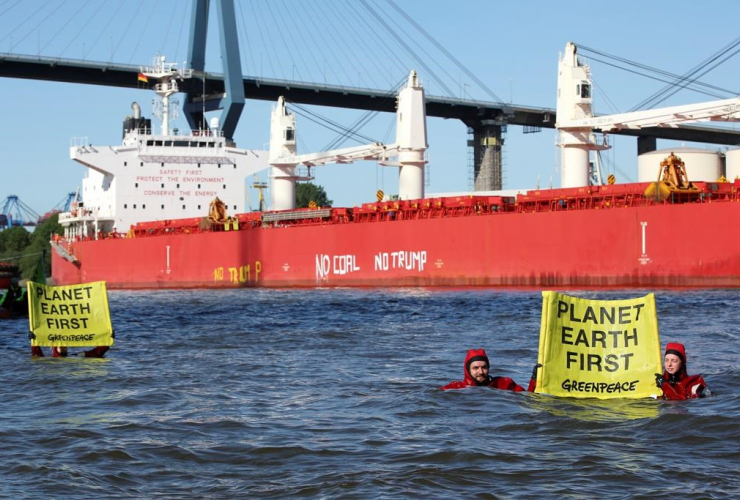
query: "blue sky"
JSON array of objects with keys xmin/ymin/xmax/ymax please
[{"xmin": 1, "ymin": 0, "xmax": 739, "ymax": 216}]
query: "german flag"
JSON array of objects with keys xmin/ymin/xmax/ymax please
[{"xmin": 137, "ymin": 73, "xmax": 148, "ymax": 83}]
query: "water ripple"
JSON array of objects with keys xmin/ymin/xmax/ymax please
[{"xmin": 3, "ymin": 289, "xmax": 740, "ymax": 497}]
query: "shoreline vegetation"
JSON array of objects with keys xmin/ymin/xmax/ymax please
[{"xmin": 0, "ymin": 214, "xmax": 61, "ymax": 282}]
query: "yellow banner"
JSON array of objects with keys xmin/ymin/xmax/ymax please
[
  {"xmin": 533, "ymin": 291, "xmax": 662, "ymax": 399},
  {"xmin": 27, "ymin": 281, "xmax": 114, "ymax": 347}
]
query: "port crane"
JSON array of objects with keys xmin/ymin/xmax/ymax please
[{"xmin": 0, "ymin": 195, "xmax": 40, "ymax": 230}]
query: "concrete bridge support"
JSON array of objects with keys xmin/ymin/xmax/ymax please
[{"xmin": 469, "ymin": 120, "xmax": 504, "ymax": 191}]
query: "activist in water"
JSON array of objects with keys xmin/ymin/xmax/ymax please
[
  {"xmin": 31, "ymin": 345, "xmax": 109, "ymax": 358},
  {"xmin": 656, "ymin": 342, "xmax": 710, "ymax": 400},
  {"xmin": 441, "ymin": 349, "xmax": 534, "ymax": 392}
]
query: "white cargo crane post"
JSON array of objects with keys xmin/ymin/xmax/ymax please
[
  {"xmin": 269, "ymin": 71, "xmax": 428, "ymax": 211},
  {"xmin": 556, "ymin": 42, "xmax": 740, "ymax": 188}
]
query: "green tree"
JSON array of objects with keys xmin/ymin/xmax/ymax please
[
  {"xmin": 295, "ymin": 182, "xmax": 333, "ymax": 208},
  {"xmin": 0, "ymin": 226, "xmax": 31, "ymax": 253},
  {"xmin": 22, "ymin": 214, "xmax": 62, "ymax": 279},
  {"xmin": 0, "ymin": 215, "xmax": 62, "ymax": 280}
]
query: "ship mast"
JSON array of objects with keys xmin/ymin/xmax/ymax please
[{"xmin": 141, "ymin": 55, "xmax": 190, "ymax": 136}]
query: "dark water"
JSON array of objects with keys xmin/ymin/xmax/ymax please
[{"xmin": 2, "ymin": 288, "xmax": 740, "ymax": 498}]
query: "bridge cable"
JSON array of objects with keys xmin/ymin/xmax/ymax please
[
  {"xmin": 127, "ymin": 0, "xmax": 158, "ymax": 64},
  {"xmin": 384, "ymin": 0, "xmax": 507, "ymax": 105},
  {"xmin": 1, "ymin": 0, "xmax": 66, "ymax": 51},
  {"xmin": 313, "ymin": 0, "xmax": 380, "ymax": 88},
  {"xmin": 236, "ymin": 0, "xmax": 258, "ymax": 76},
  {"xmin": 264, "ymin": 0, "xmax": 305, "ymax": 82},
  {"xmin": 344, "ymin": 1, "xmax": 415, "ymax": 85},
  {"xmin": 249, "ymin": 0, "xmax": 280, "ymax": 78},
  {"xmin": 173, "ymin": 1, "xmax": 188, "ymax": 64},
  {"xmin": 276, "ymin": 0, "xmax": 322, "ymax": 82},
  {"xmin": 109, "ymin": 0, "xmax": 146, "ymax": 62},
  {"xmin": 323, "ymin": 0, "xmax": 388, "ymax": 88},
  {"xmin": 295, "ymin": 0, "xmax": 353, "ymax": 84},
  {"xmin": 40, "ymin": 0, "xmax": 91, "ymax": 55},
  {"xmin": 374, "ymin": 0, "xmax": 473, "ymax": 100},
  {"xmin": 159, "ymin": 1, "xmax": 179, "ymax": 58},
  {"xmin": 84, "ymin": 0, "xmax": 127, "ymax": 60},
  {"xmin": 358, "ymin": 0, "xmax": 456, "ymax": 98},
  {"xmin": 0, "ymin": 0, "xmax": 22, "ymax": 21},
  {"xmin": 57, "ymin": 0, "xmax": 106, "ymax": 59}
]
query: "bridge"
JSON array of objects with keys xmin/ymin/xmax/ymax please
[{"xmin": 1, "ymin": 0, "xmax": 739, "ymax": 194}]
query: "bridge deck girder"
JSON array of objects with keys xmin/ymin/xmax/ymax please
[{"xmin": 2, "ymin": 54, "xmax": 739, "ymax": 145}]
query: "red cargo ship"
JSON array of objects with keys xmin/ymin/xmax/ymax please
[
  {"xmin": 52, "ymin": 44, "xmax": 740, "ymax": 289},
  {"xmin": 51, "ymin": 178, "xmax": 740, "ymax": 288}
]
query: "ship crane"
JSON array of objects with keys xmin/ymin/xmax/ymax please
[
  {"xmin": 268, "ymin": 71, "xmax": 428, "ymax": 211},
  {"xmin": 556, "ymin": 42, "xmax": 740, "ymax": 188}
]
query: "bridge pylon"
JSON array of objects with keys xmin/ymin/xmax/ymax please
[{"xmin": 183, "ymin": 0, "xmax": 245, "ymax": 143}]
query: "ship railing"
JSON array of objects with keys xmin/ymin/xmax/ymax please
[{"xmin": 262, "ymin": 208, "xmax": 333, "ymax": 223}]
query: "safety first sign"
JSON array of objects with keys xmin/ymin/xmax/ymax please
[
  {"xmin": 532, "ymin": 291, "xmax": 662, "ymax": 399},
  {"xmin": 28, "ymin": 281, "xmax": 114, "ymax": 347}
]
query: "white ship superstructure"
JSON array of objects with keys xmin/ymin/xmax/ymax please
[{"xmin": 59, "ymin": 55, "xmax": 268, "ymax": 240}]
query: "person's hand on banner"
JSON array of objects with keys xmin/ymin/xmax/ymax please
[
  {"xmin": 655, "ymin": 373, "xmax": 665, "ymax": 388},
  {"xmin": 531, "ymin": 363, "xmax": 543, "ymax": 381}
]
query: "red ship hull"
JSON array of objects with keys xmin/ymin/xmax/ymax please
[{"xmin": 52, "ymin": 183, "xmax": 740, "ymax": 289}]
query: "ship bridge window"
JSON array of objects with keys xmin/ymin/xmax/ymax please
[
  {"xmin": 197, "ymin": 163, "xmax": 201, "ymax": 168},
  {"xmin": 209, "ymin": 142, "xmax": 215, "ymax": 148},
  {"xmin": 577, "ymin": 82, "xmax": 591, "ymax": 99},
  {"xmin": 161, "ymin": 204, "xmax": 164, "ymax": 209},
  {"xmin": 143, "ymin": 204, "xmax": 146, "ymax": 209},
  {"xmin": 218, "ymin": 164, "xmax": 221, "ymax": 168},
  {"xmin": 223, "ymin": 184, "xmax": 226, "ymax": 189},
  {"xmin": 135, "ymin": 183, "xmax": 139, "ymax": 188},
  {"xmin": 124, "ymin": 204, "xmax": 127, "ymax": 209},
  {"xmin": 285, "ymin": 128, "xmax": 295, "ymax": 141},
  {"xmin": 124, "ymin": 161, "xmax": 127, "ymax": 167},
  {"xmin": 161, "ymin": 183, "xmax": 164, "ymax": 188},
  {"xmin": 133, "ymin": 204, "xmax": 137, "ymax": 209},
  {"xmin": 161, "ymin": 162, "xmax": 164, "ymax": 167}
]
